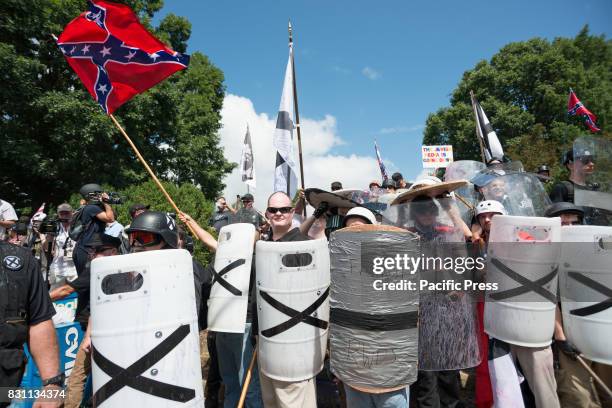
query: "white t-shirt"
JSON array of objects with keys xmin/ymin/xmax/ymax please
[
  {"xmin": 49, "ymin": 223, "xmax": 77, "ymax": 286},
  {"xmin": 0, "ymin": 199, "xmax": 18, "ymax": 240}
]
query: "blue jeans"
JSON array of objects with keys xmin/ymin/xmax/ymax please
[
  {"xmin": 344, "ymin": 384, "xmax": 409, "ymax": 408},
  {"xmin": 216, "ymin": 323, "xmax": 263, "ymax": 408}
]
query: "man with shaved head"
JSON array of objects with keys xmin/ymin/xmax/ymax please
[{"xmin": 255, "ymin": 191, "xmax": 316, "ymax": 407}]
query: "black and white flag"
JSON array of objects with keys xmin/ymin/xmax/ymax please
[
  {"xmin": 273, "ymin": 43, "xmax": 299, "ymax": 198},
  {"xmin": 472, "ymin": 95, "xmax": 504, "ymax": 162},
  {"xmin": 240, "ymin": 125, "xmax": 256, "ymax": 188}
]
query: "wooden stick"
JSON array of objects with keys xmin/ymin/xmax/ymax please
[
  {"xmin": 289, "ymin": 21, "xmax": 307, "ymax": 217},
  {"xmin": 576, "ymin": 354, "xmax": 612, "ymax": 399},
  {"xmin": 237, "ymin": 349, "xmax": 258, "ymax": 408},
  {"xmin": 108, "ymin": 114, "xmax": 199, "ymax": 239}
]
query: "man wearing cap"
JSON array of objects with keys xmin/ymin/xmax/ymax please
[
  {"xmin": 550, "ymin": 148, "xmax": 595, "ymax": 203},
  {"xmin": 232, "ymin": 194, "xmax": 266, "ymax": 230},
  {"xmin": 49, "ymin": 232, "xmax": 121, "ymax": 407},
  {"xmin": 0, "ymin": 198, "xmax": 18, "ymax": 241},
  {"xmin": 392, "ymin": 172, "xmax": 408, "ymax": 189},
  {"xmin": 331, "ymin": 181, "xmax": 343, "ymax": 191},
  {"xmin": 46, "ymin": 204, "xmax": 77, "ymax": 290}
]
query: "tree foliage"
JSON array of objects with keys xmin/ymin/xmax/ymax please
[
  {"xmin": 0, "ymin": 0, "xmax": 235, "ymax": 210},
  {"xmin": 423, "ymin": 26, "xmax": 612, "ymax": 176}
]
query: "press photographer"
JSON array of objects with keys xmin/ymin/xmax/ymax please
[
  {"xmin": 38, "ymin": 204, "xmax": 78, "ymax": 290},
  {"xmin": 71, "ymin": 183, "xmax": 115, "ymax": 275}
]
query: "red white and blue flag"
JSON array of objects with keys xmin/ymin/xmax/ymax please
[
  {"xmin": 56, "ymin": 0, "xmax": 189, "ymax": 114},
  {"xmin": 374, "ymin": 140, "xmax": 389, "ymax": 181},
  {"xmin": 568, "ymin": 89, "xmax": 600, "ymax": 133}
]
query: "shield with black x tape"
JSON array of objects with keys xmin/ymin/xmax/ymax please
[
  {"xmin": 207, "ymin": 223, "xmax": 256, "ymax": 333},
  {"xmin": 90, "ymin": 249, "xmax": 203, "ymax": 406},
  {"xmin": 559, "ymin": 225, "xmax": 612, "ymax": 365},
  {"xmin": 256, "ymin": 238, "xmax": 330, "ymax": 382},
  {"xmin": 484, "ymin": 214, "xmax": 562, "ymax": 347}
]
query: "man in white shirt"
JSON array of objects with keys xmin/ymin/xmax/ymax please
[
  {"xmin": 0, "ymin": 198, "xmax": 18, "ymax": 241},
  {"xmin": 47, "ymin": 203, "xmax": 78, "ymax": 290}
]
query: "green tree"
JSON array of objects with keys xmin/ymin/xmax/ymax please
[
  {"xmin": 423, "ymin": 26, "xmax": 611, "ymax": 177},
  {"xmin": 0, "ymin": 0, "xmax": 235, "ymax": 210}
]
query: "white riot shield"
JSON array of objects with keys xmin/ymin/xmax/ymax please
[
  {"xmin": 329, "ymin": 225, "xmax": 419, "ymax": 389},
  {"xmin": 559, "ymin": 226, "xmax": 612, "ymax": 364},
  {"xmin": 90, "ymin": 249, "xmax": 203, "ymax": 407},
  {"xmin": 256, "ymin": 238, "xmax": 330, "ymax": 381},
  {"xmin": 485, "ymin": 215, "xmax": 561, "ymax": 347},
  {"xmin": 207, "ymin": 223, "xmax": 255, "ymax": 333}
]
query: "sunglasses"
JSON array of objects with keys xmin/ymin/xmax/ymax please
[
  {"xmin": 578, "ymin": 156, "xmax": 595, "ymax": 165},
  {"xmin": 266, "ymin": 206, "xmax": 293, "ymax": 214},
  {"xmin": 129, "ymin": 231, "xmax": 161, "ymax": 247}
]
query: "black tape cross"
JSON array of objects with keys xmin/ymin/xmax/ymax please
[
  {"xmin": 568, "ymin": 272, "xmax": 612, "ymax": 317},
  {"xmin": 488, "ymin": 258, "xmax": 557, "ymax": 303},
  {"xmin": 259, "ymin": 287, "xmax": 330, "ymax": 338},
  {"xmin": 212, "ymin": 259, "xmax": 246, "ymax": 296},
  {"xmin": 330, "ymin": 308, "xmax": 418, "ymax": 331},
  {"xmin": 92, "ymin": 324, "xmax": 195, "ymax": 405}
]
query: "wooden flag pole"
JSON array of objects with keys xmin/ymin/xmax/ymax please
[
  {"xmin": 237, "ymin": 349, "xmax": 258, "ymax": 408},
  {"xmin": 289, "ymin": 21, "xmax": 307, "ymax": 217},
  {"xmin": 576, "ymin": 355, "xmax": 612, "ymax": 399},
  {"xmin": 109, "ymin": 114, "xmax": 199, "ymax": 239},
  {"xmin": 469, "ymin": 90, "xmax": 488, "ymax": 164}
]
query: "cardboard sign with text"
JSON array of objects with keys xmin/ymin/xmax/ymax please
[{"xmin": 422, "ymin": 145, "xmax": 454, "ymax": 168}]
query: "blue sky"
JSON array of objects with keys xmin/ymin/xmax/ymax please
[{"xmin": 156, "ymin": 0, "xmax": 611, "ymax": 189}]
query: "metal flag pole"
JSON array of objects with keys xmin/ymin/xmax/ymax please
[
  {"xmin": 289, "ymin": 20, "xmax": 307, "ymax": 217},
  {"xmin": 470, "ymin": 90, "xmax": 488, "ymax": 164},
  {"xmin": 108, "ymin": 114, "xmax": 198, "ymax": 239}
]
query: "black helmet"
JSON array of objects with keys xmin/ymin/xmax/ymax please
[
  {"xmin": 79, "ymin": 183, "xmax": 103, "ymax": 198},
  {"xmin": 125, "ymin": 211, "xmax": 178, "ymax": 248},
  {"xmin": 544, "ymin": 202, "xmax": 584, "ymax": 218},
  {"xmin": 537, "ymin": 165, "xmax": 550, "ymax": 173}
]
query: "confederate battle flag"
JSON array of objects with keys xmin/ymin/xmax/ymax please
[
  {"xmin": 57, "ymin": 0, "xmax": 189, "ymax": 114},
  {"xmin": 567, "ymin": 89, "xmax": 600, "ymax": 132}
]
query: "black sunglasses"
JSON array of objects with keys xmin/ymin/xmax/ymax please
[
  {"xmin": 578, "ymin": 155, "xmax": 595, "ymax": 165},
  {"xmin": 266, "ymin": 206, "xmax": 293, "ymax": 214}
]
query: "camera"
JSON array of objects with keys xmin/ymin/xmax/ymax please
[
  {"xmin": 39, "ymin": 218, "xmax": 59, "ymax": 234},
  {"xmin": 89, "ymin": 191, "xmax": 123, "ymax": 205}
]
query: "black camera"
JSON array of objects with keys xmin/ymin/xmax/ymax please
[
  {"xmin": 103, "ymin": 192, "xmax": 123, "ymax": 205},
  {"xmin": 39, "ymin": 218, "xmax": 59, "ymax": 234}
]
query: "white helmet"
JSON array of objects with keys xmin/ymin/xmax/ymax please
[
  {"xmin": 343, "ymin": 207, "xmax": 377, "ymax": 226},
  {"xmin": 475, "ymin": 200, "xmax": 506, "ymax": 216}
]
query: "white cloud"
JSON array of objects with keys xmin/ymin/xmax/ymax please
[
  {"xmin": 332, "ymin": 65, "xmax": 351, "ymax": 75},
  {"xmin": 379, "ymin": 124, "xmax": 425, "ymax": 135},
  {"xmin": 219, "ymin": 94, "xmax": 380, "ymax": 209},
  {"xmin": 361, "ymin": 66, "xmax": 381, "ymax": 80}
]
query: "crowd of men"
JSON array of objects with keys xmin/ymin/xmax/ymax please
[{"xmin": 0, "ymin": 143, "xmax": 611, "ymax": 408}]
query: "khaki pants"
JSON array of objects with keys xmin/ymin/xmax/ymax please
[
  {"xmin": 64, "ymin": 345, "xmax": 91, "ymax": 408},
  {"xmin": 511, "ymin": 345, "xmax": 560, "ymax": 408},
  {"xmin": 259, "ymin": 373, "xmax": 316, "ymax": 408},
  {"xmin": 557, "ymin": 351, "xmax": 612, "ymax": 408}
]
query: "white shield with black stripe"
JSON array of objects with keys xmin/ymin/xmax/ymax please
[
  {"xmin": 256, "ymin": 238, "xmax": 330, "ymax": 381},
  {"xmin": 90, "ymin": 249, "xmax": 203, "ymax": 406},
  {"xmin": 207, "ymin": 223, "xmax": 255, "ymax": 333},
  {"xmin": 485, "ymin": 215, "xmax": 561, "ymax": 347},
  {"xmin": 559, "ymin": 225, "xmax": 612, "ymax": 364}
]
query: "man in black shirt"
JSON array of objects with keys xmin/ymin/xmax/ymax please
[
  {"xmin": 232, "ymin": 194, "xmax": 266, "ymax": 231},
  {"xmin": 209, "ymin": 196, "xmax": 236, "ymax": 234},
  {"xmin": 0, "ymin": 241, "xmax": 61, "ymax": 407},
  {"xmin": 550, "ymin": 149, "xmax": 595, "ymax": 203},
  {"xmin": 72, "ymin": 184, "xmax": 115, "ymax": 276}
]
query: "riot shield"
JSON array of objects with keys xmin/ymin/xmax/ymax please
[
  {"xmin": 90, "ymin": 249, "xmax": 203, "ymax": 407},
  {"xmin": 256, "ymin": 238, "xmax": 330, "ymax": 381},
  {"xmin": 478, "ymin": 173, "xmax": 551, "ymax": 217},
  {"xmin": 471, "ymin": 161, "xmax": 525, "ymax": 188},
  {"xmin": 383, "ymin": 198, "xmax": 482, "ymax": 370},
  {"xmin": 329, "ymin": 225, "xmax": 419, "ymax": 389},
  {"xmin": 484, "ymin": 215, "xmax": 561, "ymax": 347},
  {"xmin": 445, "ymin": 161, "xmax": 486, "ymax": 225},
  {"xmin": 573, "ymin": 136, "xmax": 612, "ymax": 225},
  {"xmin": 559, "ymin": 225, "xmax": 612, "ymax": 364}
]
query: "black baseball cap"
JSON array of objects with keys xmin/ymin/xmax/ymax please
[
  {"xmin": 241, "ymin": 193, "xmax": 254, "ymax": 201},
  {"xmin": 129, "ymin": 203, "xmax": 150, "ymax": 217},
  {"xmin": 331, "ymin": 181, "xmax": 343, "ymax": 191},
  {"xmin": 392, "ymin": 172, "xmax": 403, "ymax": 182}
]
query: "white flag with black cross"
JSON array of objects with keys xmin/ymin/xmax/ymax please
[
  {"xmin": 272, "ymin": 43, "xmax": 299, "ymax": 198},
  {"xmin": 471, "ymin": 94, "xmax": 504, "ymax": 162},
  {"xmin": 240, "ymin": 124, "xmax": 256, "ymax": 189}
]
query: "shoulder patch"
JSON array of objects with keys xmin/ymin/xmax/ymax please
[{"xmin": 3, "ymin": 255, "xmax": 24, "ymax": 271}]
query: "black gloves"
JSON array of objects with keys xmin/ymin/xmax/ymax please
[
  {"xmin": 313, "ymin": 202, "xmax": 329, "ymax": 219},
  {"xmin": 556, "ymin": 339, "xmax": 581, "ymax": 360}
]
